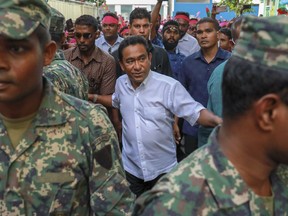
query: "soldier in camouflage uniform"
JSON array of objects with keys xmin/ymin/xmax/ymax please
[
  {"xmin": 0, "ymin": 0, "xmax": 134, "ymax": 215},
  {"xmin": 133, "ymin": 15, "xmax": 288, "ymax": 215},
  {"xmin": 44, "ymin": 7, "xmax": 89, "ymax": 100}
]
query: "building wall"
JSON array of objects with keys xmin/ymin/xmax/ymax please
[{"xmin": 48, "ymin": 0, "xmax": 168, "ymax": 21}]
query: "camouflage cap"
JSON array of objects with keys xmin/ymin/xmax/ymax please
[
  {"xmin": 233, "ymin": 15, "xmax": 288, "ymax": 71},
  {"xmin": 0, "ymin": 0, "xmax": 51, "ymax": 39},
  {"xmin": 50, "ymin": 7, "xmax": 65, "ymax": 34}
]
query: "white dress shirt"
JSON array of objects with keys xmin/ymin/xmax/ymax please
[{"xmin": 112, "ymin": 71, "xmax": 204, "ymax": 181}]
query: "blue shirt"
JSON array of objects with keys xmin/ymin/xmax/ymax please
[
  {"xmin": 166, "ymin": 49, "xmax": 186, "ymax": 80},
  {"xmin": 95, "ymin": 35, "xmax": 123, "ymax": 54},
  {"xmin": 112, "ymin": 71, "xmax": 204, "ymax": 181},
  {"xmin": 178, "ymin": 48, "xmax": 231, "ymax": 136}
]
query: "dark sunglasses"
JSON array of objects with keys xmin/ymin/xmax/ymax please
[{"xmin": 74, "ymin": 32, "xmax": 93, "ymax": 39}]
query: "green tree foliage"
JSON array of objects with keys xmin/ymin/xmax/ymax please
[{"xmin": 218, "ymin": 0, "xmax": 253, "ymax": 16}]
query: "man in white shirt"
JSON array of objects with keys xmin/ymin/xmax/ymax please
[
  {"xmin": 174, "ymin": 11, "xmax": 200, "ymax": 57},
  {"xmin": 96, "ymin": 35, "xmax": 221, "ymax": 197},
  {"xmin": 95, "ymin": 12, "xmax": 123, "ymax": 54}
]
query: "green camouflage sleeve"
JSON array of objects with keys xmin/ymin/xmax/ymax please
[{"xmin": 88, "ymin": 105, "xmax": 135, "ymax": 215}]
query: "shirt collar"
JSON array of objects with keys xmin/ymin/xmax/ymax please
[
  {"xmin": 125, "ymin": 70, "xmax": 152, "ymax": 90},
  {"xmin": 71, "ymin": 46, "xmax": 103, "ymax": 63},
  {"xmin": 193, "ymin": 47, "xmax": 229, "ymax": 61},
  {"xmin": 99, "ymin": 35, "xmax": 123, "ymax": 47}
]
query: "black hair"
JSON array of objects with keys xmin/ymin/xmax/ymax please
[
  {"xmin": 162, "ymin": 20, "xmax": 179, "ymax": 34},
  {"xmin": 222, "ymin": 56, "xmax": 288, "ymax": 119},
  {"xmin": 219, "ymin": 27, "xmax": 232, "ymax": 39},
  {"xmin": 197, "ymin": 17, "xmax": 220, "ymax": 31},
  {"xmin": 102, "ymin": 12, "xmax": 119, "ymax": 20},
  {"xmin": 35, "ymin": 24, "xmax": 51, "ymax": 50},
  {"xmin": 129, "ymin": 8, "xmax": 151, "ymax": 25},
  {"xmin": 118, "ymin": 35, "xmax": 150, "ymax": 62},
  {"xmin": 75, "ymin": 15, "xmax": 98, "ymax": 31}
]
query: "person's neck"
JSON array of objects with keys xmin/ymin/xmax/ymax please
[
  {"xmin": 218, "ymin": 121, "xmax": 277, "ymax": 197},
  {"xmin": 201, "ymin": 45, "xmax": 218, "ymax": 63},
  {"xmin": 105, "ymin": 35, "xmax": 118, "ymax": 46},
  {"xmin": 80, "ymin": 46, "xmax": 95, "ymax": 62}
]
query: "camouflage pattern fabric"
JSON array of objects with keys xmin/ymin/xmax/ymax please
[
  {"xmin": 0, "ymin": 0, "xmax": 51, "ymax": 39},
  {"xmin": 133, "ymin": 127, "xmax": 288, "ymax": 215},
  {"xmin": 233, "ymin": 15, "xmax": 288, "ymax": 71},
  {"xmin": 44, "ymin": 49, "xmax": 89, "ymax": 100},
  {"xmin": 49, "ymin": 6, "xmax": 65, "ymax": 34},
  {"xmin": 0, "ymin": 78, "xmax": 134, "ymax": 215}
]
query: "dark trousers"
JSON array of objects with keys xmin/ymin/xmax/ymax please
[
  {"xmin": 184, "ymin": 134, "xmax": 198, "ymax": 155},
  {"xmin": 125, "ymin": 171, "xmax": 166, "ymax": 197}
]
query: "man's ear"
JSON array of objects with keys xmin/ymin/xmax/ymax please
[
  {"xmin": 43, "ymin": 41, "xmax": 57, "ymax": 66},
  {"xmin": 119, "ymin": 60, "xmax": 125, "ymax": 73},
  {"xmin": 254, "ymin": 94, "xmax": 281, "ymax": 132},
  {"xmin": 148, "ymin": 52, "xmax": 152, "ymax": 63}
]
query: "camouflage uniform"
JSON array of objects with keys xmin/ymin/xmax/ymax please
[
  {"xmin": 44, "ymin": 49, "xmax": 89, "ymax": 100},
  {"xmin": 44, "ymin": 6, "xmax": 89, "ymax": 100},
  {"xmin": 133, "ymin": 127, "xmax": 288, "ymax": 215},
  {"xmin": 0, "ymin": 1, "xmax": 134, "ymax": 215},
  {"xmin": 0, "ymin": 79, "xmax": 134, "ymax": 215}
]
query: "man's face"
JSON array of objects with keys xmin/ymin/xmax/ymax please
[
  {"xmin": 219, "ymin": 32, "xmax": 232, "ymax": 52},
  {"xmin": 187, "ymin": 23, "xmax": 197, "ymax": 38},
  {"xmin": 74, "ymin": 25, "xmax": 98, "ymax": 53},
  {"xmin": 0, "ymin": 33, "xmax": 51, "ymax": 106},
  {"xmin": 119, "ymin": 44, "xmax": 151, "ymax": 89},
  {"xmin": 196, "ymin": 22, "xmax": 219, "ymax": 49},
  {"xmin": 129, "ymin": 18, "xmax": 151, "ymax": 40},
  {"xmin": 162, "ymin": 26, "xmax": 181, "ymax": 51},
  {"xmin": 102, "ymin": 22, "xmax": 119, "ymax": 41},
  {"xmin": 175, "ymin": 18, "xmax": 189, "ymax": 38}
]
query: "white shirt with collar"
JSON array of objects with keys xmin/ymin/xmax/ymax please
[
  {"xmin": 95, "ymin": 35, "xmax": 123, "ymax": 54},
  {"xmin": 112, "ymin": 71, "xmax": 204, "ymax": 181},
  {"xmin": 176, "ymin": 32, "xmax": 200, "ymax": 57}
]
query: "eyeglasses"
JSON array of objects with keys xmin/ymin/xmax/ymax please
[
  {"xmin": 74, "ymin": 32, "xmax": 93, "ymax": 39},
  {"xmin": 189, "ymin": 26, "xmax": 197, "ymax": 31}
]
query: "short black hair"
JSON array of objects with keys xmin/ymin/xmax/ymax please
[
  {"xmin": 129, "ymin": 8, "xmax": 151, "ymax": 25},
  {"xmin": 197, "ymin": 17, "xmax": 220, "ymax": 31},
  {"xmin": 222, "ymin": 56, "xmax": 288, "ymax": 119},
  {"xmin": 102, "ymin": 12, "xmax": 119, "ymax": 20},
  {"xmin": 219, "ymin": 27, "xmax": 232, "ymax": 40},
  {"xmin": 162, "ymin": 20, "xmax": 179, "ymax": 34},
  {"xmin": 118, "ymin": 35, "xmax": 150, "ymax": 62},
  {"xmin": 75, "ymin": 15, "xmax": 98, "ymax": 31}
]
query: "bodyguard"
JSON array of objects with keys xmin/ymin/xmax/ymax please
[{"xmin": 0, "ymin": 1, "xmax": 133, "ymax": 215}]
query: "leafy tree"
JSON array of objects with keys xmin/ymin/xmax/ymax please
[{"xmin": 218, "ymin": 0, "xmax": 253, "ymax": 16}]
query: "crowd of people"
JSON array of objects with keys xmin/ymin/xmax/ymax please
[{"xmin": 0, "ymin": 0, "xmax": 287, "ymax": 215}]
